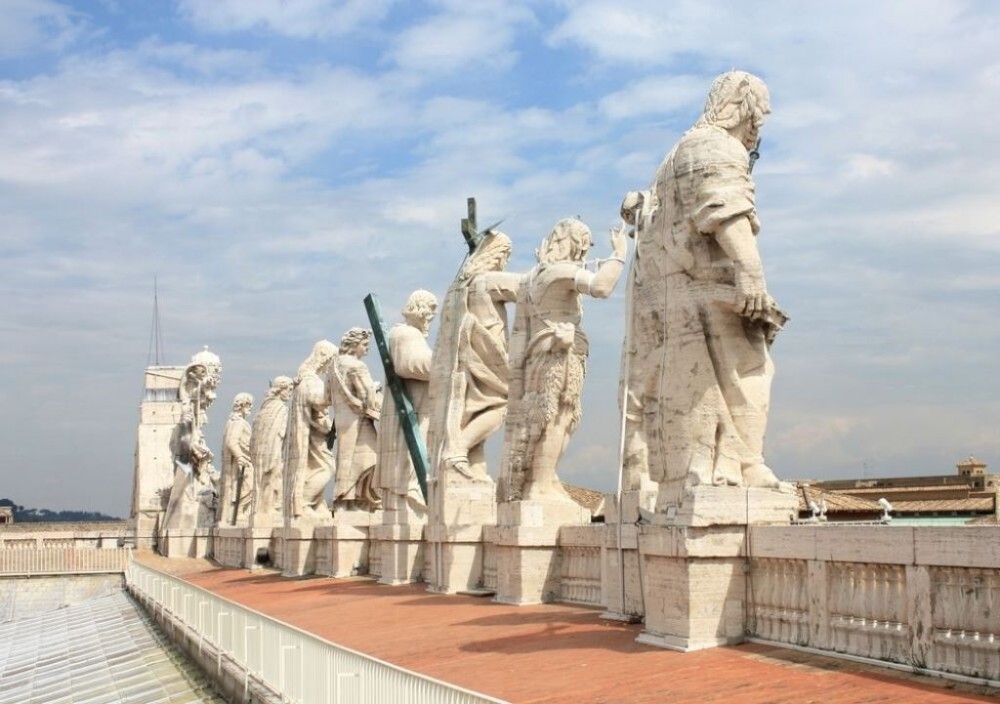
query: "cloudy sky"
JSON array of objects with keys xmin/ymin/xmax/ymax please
[{"xmin": 1, "ymin": 0, "xmax": 998, "ymax": 517}]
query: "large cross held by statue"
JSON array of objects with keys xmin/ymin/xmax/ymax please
[{"xmin": 365, "ymin": 197, "xmax": 495, "ymax": 502}]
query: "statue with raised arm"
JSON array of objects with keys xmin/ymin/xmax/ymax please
[
  {"xmin": 428, "ymin": 231, "xmax": 519, "ymax": 484},
  {"xmin": 330, "ymin": 327, "xmax": 383, "ymax": 512},
  {"xmin": 217, "ymin": 392, "xmax": 254, "ymax": 526},
  {"xmin": 283, "ymin": 340, "xmax": 338, "ymax": 527},
  {"xmin": 621, "ymin": 70, "xmax": 788, "ymax": 510},
  {"xmin": 498, "ymin": 218, "xmax": 628, "ymax": 503},
  {"xmin": 374, "ymin": 290, "xmax": 437, "ymax": 512},
  {"xmin": 163, "ymin": 347, "xmax": 223, "ymax": 531},
  {"xmin": 249, "ymin": 376, "xmax": 293, "ymax": 528}
]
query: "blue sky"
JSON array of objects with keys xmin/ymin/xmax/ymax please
[{"xmin": 1, "ymin": 0, "xmax": 998, "ymax": 516}]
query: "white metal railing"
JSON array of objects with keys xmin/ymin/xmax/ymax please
[
  {"xmin": 0, "ymin": 547, "xmax": 132, "ymax": 575},
  {"xmin": 125, "ymin": 561, "xmax": 507, "ymax": 704}
]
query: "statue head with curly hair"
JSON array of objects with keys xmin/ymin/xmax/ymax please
[
  {"xmin": 402, "ymin": 289, "xmax": 438, "ymax": 337},
  {"xmin": 339, "ymin": 327, "xmax": 372, "ymax": 357},
  {"xmin": 536, "ymin": 217, "xmax": 593, "ymax": 265},
  {"xmin": 696, "ymin": 70, "xmax": 770, "ymax": 151}
]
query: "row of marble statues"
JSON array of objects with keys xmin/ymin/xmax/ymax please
[{"xmin": 160, "ymin": 70, "xmax": 789, "ymax": 535}]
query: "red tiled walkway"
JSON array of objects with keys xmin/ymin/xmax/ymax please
[{"xmin": 150, "ymin": 557, "xmax": 996, "ymax": 704}]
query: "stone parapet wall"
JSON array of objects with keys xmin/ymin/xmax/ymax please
[
  {"xmin": 0, "ymin": 520, "xmax": 128, "ymax": 535},
  {"xmin": 748, "ymin": 525, "xmax": 1000, "ymax": 683}
]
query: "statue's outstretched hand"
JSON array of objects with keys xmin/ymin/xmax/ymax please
[{"xmin": 610, "ymin": 220, "xmax": 628, "ymax": 258}]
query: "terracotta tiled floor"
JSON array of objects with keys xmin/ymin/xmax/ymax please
[{"xmin": 139, "ymin": 554, "xmax": 996, "ymax": 704}]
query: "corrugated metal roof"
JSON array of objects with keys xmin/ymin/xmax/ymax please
[{"xmin": 0, "ymin": 591, "xmax": 224, "ymax": 704}]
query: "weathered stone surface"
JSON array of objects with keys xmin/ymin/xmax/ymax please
[
  {"xmin": 217, "ymin": 393, "xmax": 253, "ymax": 528},
  {"xmin": 284, "ymin": 341, "xmax": 338, "ymax": 528},
  {"xmin": 330, "ymin": 328, "xmax": 382, "ymax": 512},
  {"xmin": 249, "ymin": 376, "xmax": 293, "ymax": 530},
  {"xmin": 161, "ymin": 348, "xmax": 223, "ymax": 540}
]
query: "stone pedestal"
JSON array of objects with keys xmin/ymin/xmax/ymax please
[
  {"xmin": 426, "ymin": 480, "xmax": 497, "ymax": 594},
  {"xmin": 372, "ymin": 523, "xmax": 426, "ymax": 585},
  {"xmin": 601, "ymin": 490, "xmax": 656, "ymax": 621},
  {"xmin": 493, "ymin": 499, "xmax": 590, "ymax": 605},
  {"xmin": 636, "ymin": 486, "xmax": 797, "ymax": 651},
  {"xmin": 160, "ymin": 528, "xmax": 213, "ymax": 559},
  {"xmin": 213, "ymin": 526, "xmax": 246, "ymax": 567},
  {"xmin": 242, "ymin": 528, "xmax": 274, "ymax": 569},
  {"xmin": 315, "ymin": 510, "xmax": 379, "ymax": 578},
  {"xmin": 273, "ymin": 526, "xmax": 318, "ymax": 577},
  {"xmin": 372, "ymin": 495, "xmax": 427, "ymax": 585}
]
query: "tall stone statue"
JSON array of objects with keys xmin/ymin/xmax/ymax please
[
  {"xmin": 620, "ymin": 70, "xmax": 788, "ymax": 511},
  {"xmin": 330, "ymin": 328, "xmax": 383, "ymax": 512},
  {"xmin": 283, "ymin": 340, "xmax": 338, "ymax": 527},
  {"xmin": 374, "ymin": 290, "xmax": 438, "ymax": 512},
  {"xmin": 249, "ymin": 376, "xmax": 293, "ymax": 528},
  {"xmin": 163, "ymin": 347, "xmax": 223, "ymax": 531},
  {"xmin": 428, "ymin": 231, "xmax": 519, "ymax": 483},
  {"xmin": 498, "ymin": 218, "xmax": 627, "ymax": 503},
  {"xmin": 217, "ymin": 392, "xmax": 254, "ymax": 526}
]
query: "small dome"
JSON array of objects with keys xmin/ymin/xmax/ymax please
[{"xmin": 191, "ymin": 345, "xmax": 221, "ymax": 368}]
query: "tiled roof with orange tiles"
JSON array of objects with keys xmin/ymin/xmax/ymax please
[{"xmin": 138, "ymin": 553, "xmax": 998, "ymax": 704}]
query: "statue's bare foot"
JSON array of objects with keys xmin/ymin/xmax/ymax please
[{"xmin": 743, "ymin": 463, "xmax": 780, "ymax": 488}]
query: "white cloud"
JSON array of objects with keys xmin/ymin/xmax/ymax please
[
  {"xmin": 387, "ymin": 1, "xmax": 535, "ymax": 74},
  {"xmin": 0, "ymin": 0, "xmax": 86, "ymax": 58},
  {"xmin": 844, "ymin": 153, "xmax": 895, "ymax": 179},
  {"xmin": 178, "ymin": 0, "xmax": 392, "ymax": 38},
  {"xmin": 598, "ymin": 74, "xmax": 705, "ymax": 120}
]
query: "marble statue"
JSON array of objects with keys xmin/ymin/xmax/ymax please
[
  {"xmin": 249, "ymin": 376, "xmax": 293, "ymax": 528},
  {"xmin": 428, "ymin": 231, "xmax": 519, "ymax": 483},
  {"xmin": 620, "ymin": 70, "xmax": 788, "ymax": 510},
  {"xmin": 283, "ymin": 340, "xmax": 338, "ymax": 527},
  {"xmin": 330, "ymin": 327, "xmax": 383, "ymax": 511},
  {"xmin": 374, "ymin": 290, "xmax": 438, "ymax": 511},
  {"xmin": 497, "ymin": 218, "xmax": 627, "ymax": 503},
  {"xmin": 163, "ymin": 347, "xmax": 223, "ymax": 531},
  {"xmin": 217, "ymin": 392, "xmax": 254, "ymax": 526}
]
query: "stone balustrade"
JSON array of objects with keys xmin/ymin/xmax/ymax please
[
  {"xmin": 748, "ymin": 525, "xmax": 1000, "ymax": 682},
  {"xmin": 558, "ymin": 526, "xmax": 603, "ymax": 606}
]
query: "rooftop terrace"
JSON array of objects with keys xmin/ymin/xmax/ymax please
[{"xmin": 139, "ymin": 552, "xmax": 997, "ymax": 704}]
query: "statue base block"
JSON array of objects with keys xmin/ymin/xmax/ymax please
[
  {"xmin": 273, "ymin": 526, "xmax": 317, "ymax": 577},
  {"xmin": 159, "ymin": 528, "xmax": 213, "ymax": 559},
  {"xmin": 242, "ymin": 528, "xmax": 274, "ymax": 569},
  {"xmin": 492, "ymin": 499, "xmax": 590, "ymax": 605},
  {"xmin": 426, "ymin": 482, "xmax": 497, "ymax": 594},
  {"xmin": 315, "ymin": 510, "xmax": 379, "ymax": 578},
  {"xmin": 637, "ymin": 486, "xmax": 796, "ymax": 651},
  {"xmin": 212, "ymin": 526, "xmax": 247, "ymax": 567},
  {"xmin": 372, "ymin": 523, "xmax": 426, "ymax": 585},
  {"xmin": 658, "ymin": 485, "xmax": 798, "ymax": 527}
]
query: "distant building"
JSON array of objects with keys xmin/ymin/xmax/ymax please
[
  {"xmin": 807, "ymin": 457, "xmax": 999, "ymax": 525},
  {"xmin": 0, "ymin": 506, "xmax": 12, "ymax": 525}
]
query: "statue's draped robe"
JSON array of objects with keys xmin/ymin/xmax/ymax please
[
  {"xmin": 250, "ymin": 395, "xmax": 288, "ymax": 527},
  {"xmin": 330, "ymin": 355, "xmax": 381, "ymax": 507},
  {"xmin": 374, "ymin": 324, "xmax": 432, "ymax": 509},
  {"xmin": 283, "ymin": 372, "xmax": 333, "ymax": 525},
  {"xmin": 639, "ymin": 124, "xmax": 772, "ymax": 490},
  {"xmin": 427, "ymin": 272, "xmax": 519, "ymax": 479},
  {"xmin": 218, "ymin": 413, "xmax": 252, "ymax": 525}
]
